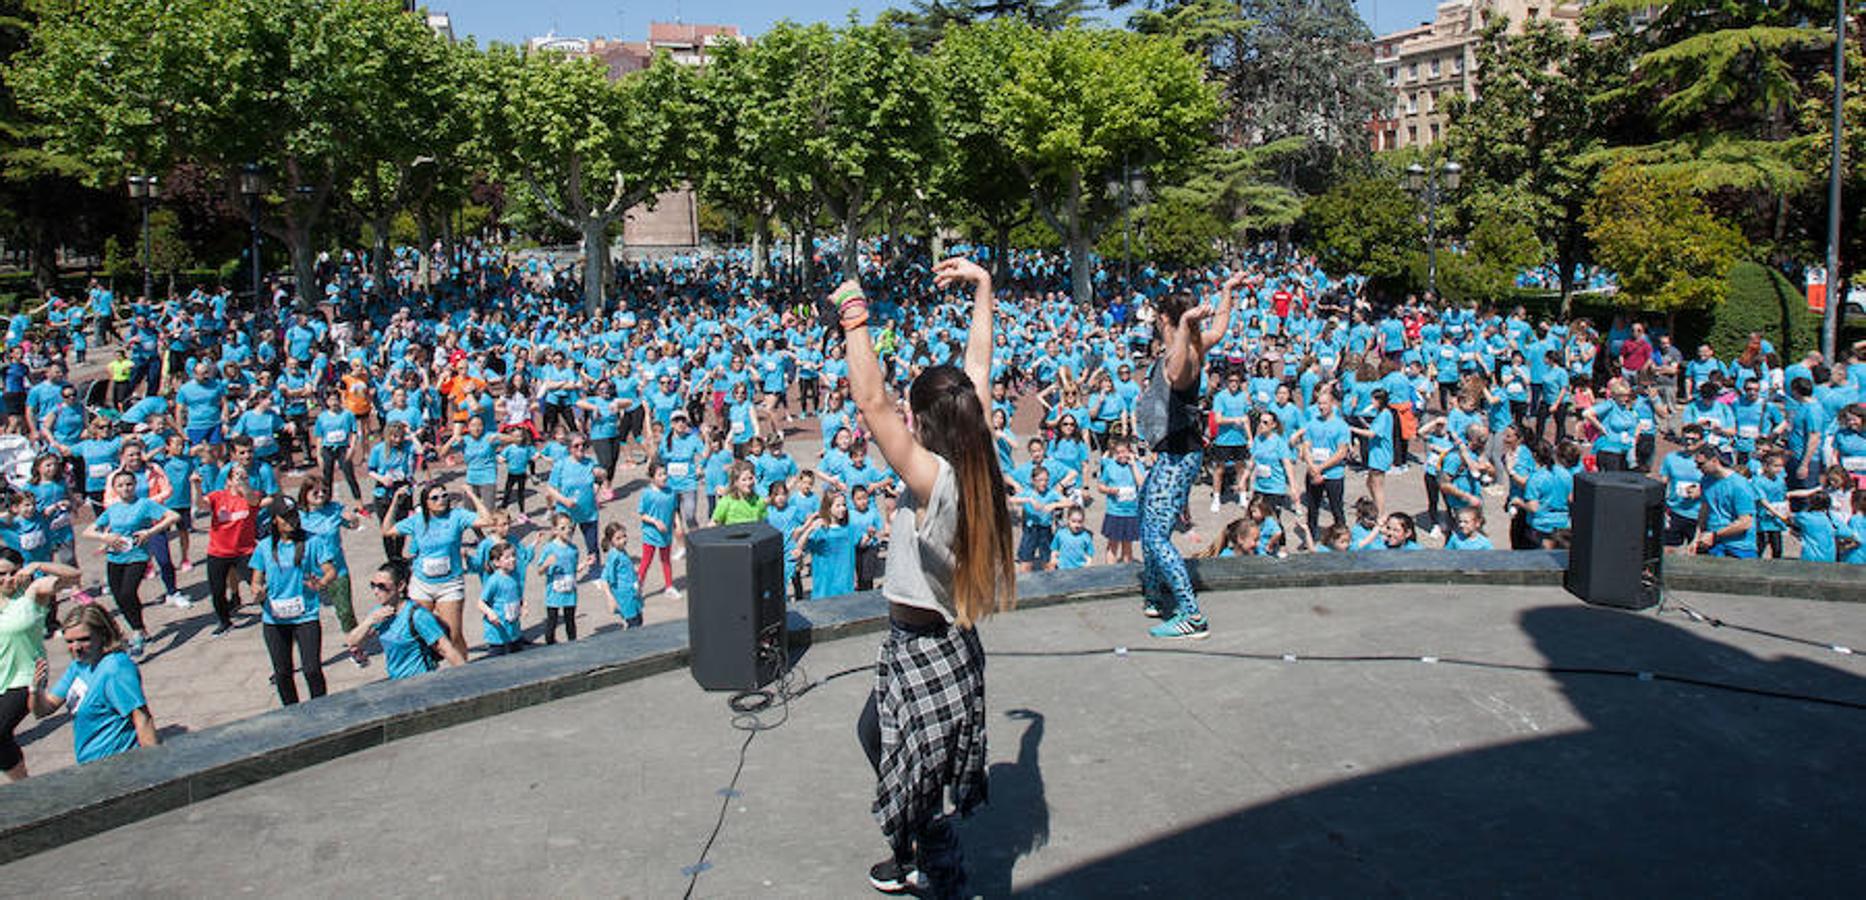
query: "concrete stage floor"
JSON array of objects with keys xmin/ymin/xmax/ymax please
[{"xmin": 7, "ymin": 585, "xmax": 1866, "ymax": 897}]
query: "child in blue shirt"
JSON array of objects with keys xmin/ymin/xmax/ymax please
[
  {"xmin": 636, "ymin": 463, "xmax": 680, "ymax": 599},
  {"xmin": 796, "ymin": 491, "xmax": 858, "ymax": 599},
  {"xmin": 475, "ymin": 541, "xmax": 525, "ymax": 655},
  {"xmin": 1050, "ymin": 506, "xmax": 1096, "ymax": 570},
  {"xmin": 1445, "ymin": 507, "xmax": 1496, "ymax": 550},
  {"xmin": 599, "ymin": 522, "xmax": 642, "ymax": 627},
  {"xmin": 537, "ymin": 512, "xmax": 589, "ymax": 644}
]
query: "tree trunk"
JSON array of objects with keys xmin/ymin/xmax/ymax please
[
  {"xmin": 288, "ymin": 227, "xmax": 316, "ymax": 314},
  {"xmin": 751, "ymin": 216, "xmax": 770, "ymax": 278},
  {"xmin": 1066, "ymin": 173, "xmax": 1092, "ymax": 306},
  {"xmin": 842, "ymin": 208, "xmax": 861, "ymax": 281},
  {"xmin": 416, "ymin": 207, "xmax": 434, "ymax": 294},
  {"xmin": 29, "ymin": 233, "xmax": 56, "ymax": 294},
  {"xmin": 371, "ymin": 216, "xmax": 392, "ymax": 300},
  {"xmin": 581, "ymin": 216, "xmax": 609, "ymax": 314},
  {"xmin": 993, "ymin": 221, "xmax": 1011, "ymax": 282}
]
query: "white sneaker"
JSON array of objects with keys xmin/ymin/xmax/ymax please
[
  {"xmin": 672, "ymin": 545, "xmax": 686, "ymax": 561},
  {"xmin": 665, "ymin": 587, "xmax": 682, "ymax": 600},
  {"xmin": 1209, "ymin": 495, "xmax": 1221, "ymax": 513},
  {"xmin": 167, "ymin": 592, "xmax": 193, "ymax": 609}
]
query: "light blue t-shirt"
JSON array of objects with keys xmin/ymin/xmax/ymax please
[
  {"xmin": 250, "ymin": 536, "xmax": 328, "ymax": 625},
  {"xmin": 1051, "ymin": 527, "xmax": 1095, "ymax": 570},
  {"xmin": 99, "ymin": 498, "xmax": 166, "ymax": 564},
  {"xmin": 377, "ymin": 601, "xmax": 448, "ymax": 678},
  {"xmin": 1305, "ymin": 412, "xmax": 1351, "ymax": 481},
  {"xmin": 394, "ymin": 508, "xmax": 479, "ymax": 584},
  {"xmin": 53, "ymin": 652, "xmax": 146, "ymax": 764}
]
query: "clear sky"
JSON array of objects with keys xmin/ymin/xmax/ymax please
[{"xmin": 429, "ymin": 0, "xmax": 1445, "ymax": 47}]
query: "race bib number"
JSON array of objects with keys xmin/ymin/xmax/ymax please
[
  {"xmin": 730, "ymin": 421, "xmax": 745, "ymax": 437},
  {"xmin": 1738, "ymin": 425, "xmax": 1759, "ymax": 439},
  {"xmin": 1679, "ymin": 482, "xmax": 1701, "ymax": 499},
  {"xmin": 87, "ymin": 463, "xmax": 112, "ymax": 480},
  {"xmin": 1843, "ymin": 456, "xmax": 1866, "ymax": 473},
  {"xmin": 668, "ymin": 462, "xmax": 690, "ymax": 478},
  {"xmin": 1116, "ymin": 486, "xmax": 1136, "ymax": 503},
  {"xmin": 551, "ymin": 574, "xmax": 575, "ymax": 594},
  {"xmin": 420, "ymin": 556, "xmax": 452, "ymax": 579},
  {"xmin": 253, "ymin": 434, "xmax": 275, "ymax": 450},
  {"xmin": 269, "ymin": 595, "xmax": 307, "ymax": 619},
  {"xmin": 500, "ymin": 602, "xmax": 520, "ymax": 622},
  {"xmin": 1255, "ymin": 462, "xmax": 1274, "ymax": 479},
  {"xmin": 19, "ymin": 531, "xmax": 43, "ymax": 550},
  {"xmin": 217, "ymin": 508, "xmax": 248, "ymax": 524},
  {"xmin": 1311, "ymin": 447, "xmax": 1332, "ymax": 466},
  {"xmin": 325, "ymin": 431, "xmax": 347, "ymax": 445}
]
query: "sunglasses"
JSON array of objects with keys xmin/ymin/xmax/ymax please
[
  {"xmin": 369, "ymin": 581, "xmax": 394, "ymax": 591},
  {"xmin": 64, "ymin": 633, "xmax": 92, "ymax": 645}
]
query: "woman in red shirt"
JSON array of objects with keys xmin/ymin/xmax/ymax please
[{"xmin": 205, "ymin": 465, "xmax": 273, "ymax": 635}]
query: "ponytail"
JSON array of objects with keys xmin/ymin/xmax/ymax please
[{"xmin": 909, "ymin": 366, "xmax": 1014, "ymax": 628}]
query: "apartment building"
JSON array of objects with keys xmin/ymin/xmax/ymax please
[{"xmin": 1367, "ymin": 0, "xmax": 1581, "ymax": 150}]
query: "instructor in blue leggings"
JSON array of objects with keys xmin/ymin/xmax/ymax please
[{"xmin": 1136, "ymin": 272, "xmax": 1241, "ymax": 640}]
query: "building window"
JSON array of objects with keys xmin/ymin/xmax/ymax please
[
  {"xmin": 1430, "ymin": 58, "xmax": 1441, "ymax": 77},
  {"xmin": 1407, "ymin": 125, "xmax": 1419, "ymax": 144},
  {"xmin": 1407, "ymin": 93, "xmax": 1418, "ymax": 114},
  {"xmin": 1452, "ymin": 55, "xmax": 1464, "ymax": 75},
  {"xmin": 1385, "ymin": 129, "xmax": 1398, "ymax": 148},
  {"xmin": 1386, "ymin": 66, "xmax": 1398, "ymax": 85},
  {"xmin": 1528, "ymin": 7, "xmax": 1540, "ymax": 19},
  {"xmin": 1408, "ymin": 62, "xmax": 1418, "ymax": 81},
  {"xmin": 1430, "ymin": 122, "xmax": 1441, "ymax": 142}
]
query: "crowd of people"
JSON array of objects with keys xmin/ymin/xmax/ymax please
[{"xmin": 1, "ymin": 235, "xmax": 1863, "ymax": 788}]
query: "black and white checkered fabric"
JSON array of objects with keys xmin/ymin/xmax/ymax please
[{"xmin": 872, "ymin": 622, "xmax": 989, "ymax": 846}]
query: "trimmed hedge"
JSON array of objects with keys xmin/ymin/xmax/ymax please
[{"xmin": 1675, "ymin": 261, "xmax": 1821, "ymax": 360}]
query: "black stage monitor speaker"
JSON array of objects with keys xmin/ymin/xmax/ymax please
[
  {"xmin": 686, "ymin": 522, "xmax": 787, "ymax": 691},
  {"xmin": 1565, "ymin": 471, "xmax": 1665, "ymax": 609}
]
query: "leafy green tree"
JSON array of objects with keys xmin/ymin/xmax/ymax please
[
  {"xmin": 1584, "ymin": 162, "xmax": 1747, "ymax": 315},
  {"xmin": 1446, "ymin": 19, "xmax": 1629, "ymax": 311},
  {"xmin": 471, "ymin": 46, "xmax": 696, "ymax": 311},
  {"xmin": 955, "ymin": 21, "xmax": 1217, "ymax": 303},
  {"xmin": 14, "ymin": 0, "xmax": 463, "ymax": 300},
  {"xmin": 694, "ymin": 37, "xmax": 801, "ymax": 278},
  {"xmin": 931, "ymin": 15, "xmax": 1035, "ymax": 277},
  {"xmin": 771, "ymin": 22, "xmax": 941, "ymax": 281},
  {"xmin": 1587, "ymin": 0, "xmax": 1835, "ymax": 258},
  {"xmin": 146, "ymin": 206, "xmax": 193, "ymax": 295},
  {"xmin": 1154, "ymin": 137, "xmax": 1306, "ymax": 254},
  {"xmin": 1303, "ymin": 174, "xmax": 1423, "ymax": 294}
]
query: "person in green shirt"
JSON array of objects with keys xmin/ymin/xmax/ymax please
[
  {"xmin": 711, "ymin": 462, "xmax": 768, "ymax": 526},
  {"xmin": 107, "ymin": 351, "xmax": 134, "ymax": 410}
]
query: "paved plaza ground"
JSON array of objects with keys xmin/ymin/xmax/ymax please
[{"xmin": 5, "ymin": 585, "xmax": 1864, "ymax": 895}]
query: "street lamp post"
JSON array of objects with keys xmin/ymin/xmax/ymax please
[
  {"xmin": 126, "ymin": 174, "xmax": 157, "ymax": 302},
  {"xmin": 240, "ymin": 164, "xmax": 267, "ymax": 308},
  {"xmin": 1406, "ymin": 158, "xmax": 1462, "ymax": 301},
  {"xmin": 1820, "ymin": 0, "xmax": 1846, "ymax": 360}
]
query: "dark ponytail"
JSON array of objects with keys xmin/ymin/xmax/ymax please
[{"xmin": 908, "ymin": 365, "xmax": 1014, "ymax": 628}]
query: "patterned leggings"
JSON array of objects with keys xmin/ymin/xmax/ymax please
[{"xmin": 1140, "ymin": 449, "xmax": 1203, "ymax": 619}]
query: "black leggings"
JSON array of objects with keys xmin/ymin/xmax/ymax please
[
  {"xmin": 105, "ymin": 561, "xmax": 148, "ymax": 633},
  {"xmin": 1760, "ymin": 530, "xmax": 1784, "ymax": 559},
  {"xmin": 500, "ymin": 473, "xmax": 529, "ymax": 511},
  {"xmin": 545, "ymin": 605, "xmax": 578, "ymax": 644},
  {"xmin": 591, "ymin": 437, "xmax": 620, "ymax": 486},
  {"xmin": 262, "ymin": 620, "xmax": 326, "ymax": 706},
  {"xmin": 1304, "ymin": 478, "xmax": 1346, "ymax": 535},
  {"xmin": 1, "ymin": 686, "xmax": 27, "ymax": 772},
  {"xmin": 321, "ymin": 447, "xmax": 362, "ymax": 501},
  {"xmin": 206, "ymin": 555, "xmax": 246, "ymax": 626}
]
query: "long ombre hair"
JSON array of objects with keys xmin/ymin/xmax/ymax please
[{"xmin": 909, "ymin": 365, "xmax": 1015, "ymax": 627}]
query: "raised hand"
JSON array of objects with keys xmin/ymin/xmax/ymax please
[{"xmin": 932, "ymin": 257, "xmax": 990, "ymax": 291}]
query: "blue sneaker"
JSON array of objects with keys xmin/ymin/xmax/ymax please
[
  {"xmin": 1142, "ymin": 601, "xmax": 1163, "ymax": 618},
  {"xmin": 1148, "ymin": 614, "xmax": 1209, "ymax": 640}
]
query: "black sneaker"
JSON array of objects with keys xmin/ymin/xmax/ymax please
[
  {"xmin": 868, "ymin": 858, "xmax": 922, "ymax": 894},
  {"xmin": 211, "ymin": 622, "xmax": 233, "ymax": 637}
]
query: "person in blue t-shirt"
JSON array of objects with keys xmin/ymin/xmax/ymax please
[
  {"xmin": 82, "ymin": 471, "xmax": 180, "ymax": 657},
  {"xmin": 1445, "ymin": 507, "xmax": 1495, "ymax": 550},
  {"xmin": 636, "ymin": 463, "xmax": 680, "ymax": 599},
  {"xmin": 541, "ymin": 436, "xmax": 603, "ymax": 555},
  {"xmin": 536, "ymin": 511, "xmax": 590, "ymax": 643},
  {"xmin": 347, "ymin": 563, "xmax": 463, "ymax": 674},
  {"xmin": 441, "ymin": 416, "xmax": 518, "ymax": 514},
  {"xmin": 1300, "ymin": 388, "xmax": 1352, "ymax": 535},
  {"xmin": 1093, "ymin": 438, "xmax": 1146, "ymax": 564},
  {"xmin": 1050, "ymin": 506, "xmax": 1096, "ymax": 570},
  {"xmin": 796, "ymin": 490, "xmax": 858, "ymax": 599},
  {"xmin": 392, "ymin": 484, "xmax": 486, "ymax": 661},
  {"xmin": 249, "ymin": 505, "xmax": 337, "ymax": 706},
  {"xmin": 1692, "ymin": 446, "xmax": 1757, "ymax": 559},
  {"xmin": 472, "ymin": 542, "xmax": 527, "ymax": 656},
  {"xmin": 32, "ymin": 604, "xmax": 158, "ymax": 765},
  {"xmin": 314, "ymin": 392, "xmax": 362, "ymax": 501},
  {"xmin": 598, "ymin": 522, "xmax": 642, "ymax": 628}
]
